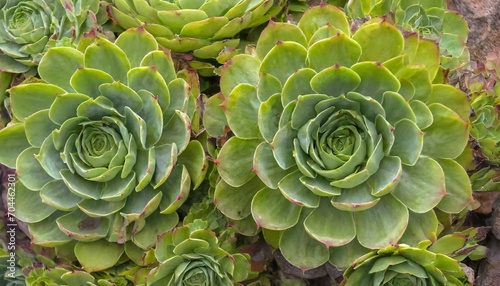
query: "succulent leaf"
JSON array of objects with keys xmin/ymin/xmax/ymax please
[{"xmin": 107, "ymin": 0, "xmax": 286, "ymax": 58}]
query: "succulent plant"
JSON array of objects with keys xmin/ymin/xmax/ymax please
[
  {"xmin": 147, "ymin": 220, "xmax": 252, "ymax": 285},
  {"xmin": 0, "ymin": 27, "xmax": 207, "ymax": 271},
  {"xmin": 24, "ymin": 257, "xmax": 146, "ymax": 286},
  {"xmin": 0, "ymin": 255, "xmax": 24, "ymax": 285},
  {"xmin": 457, "ymin": 62, "xmax": 500, "ymax": 192},
  {"xmin": 26, "ymin": 266, "xmax": 97, "ymax": 286},
  {"xmin": 0, "ymin": 243, "xmax": 24, "ymax": 286},
  {"xmin": 469, "ymin": 78, "xmax": 500, "ymax": 165},
  {"xmin": 346, "ymin": 0, "xmax": 470, "ymax": 71},
  {"xmin": 430, "ymin": 227, "xmax": 488, "ymax": 262},
  {"xmin": 341, "ymin": 240, "xmax": 468, "ymax": 285},
  {"xmin": 183, "ymin": 193, "xmax": 227, "ymax": 234},
  {"xmin": 0, "ymin": 0, "xmax": 105, "ymax": 74},
  {"xmin": 106, "ymin": 0, "xmax": 285, "ymax": 60},
  {"xmin": 207, "ymin": 4, "xmax": 473, "ymax": 269}
]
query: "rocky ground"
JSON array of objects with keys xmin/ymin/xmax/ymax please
[{"xmin": 449, "ymin": 0, "xmax": 500, "ymax": 61}]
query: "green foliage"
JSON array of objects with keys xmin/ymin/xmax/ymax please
[
  {"xmin": 22, "ymin": 255, "xmax": 145, "ymax": 286},
  {"xmin": 147, "ymin": 220, "xmax": 252, "ymax": 285},
  {"xmin": 0, "ymin": 0, "xmax": 104, "ymax": 73},
  {"xmin": 461, "ymin": 63, "xmax": 500, "ymax": 192},
  {"xmin": 0, "ymin": 27, "xmax": 207, "ymax": 271},
  {"xmin": 0, "ymin": 1, "xmax": 488, "ymax": 284},
  {"xmin": 0, "ymin": 247, "xmax": 24, "ymax": 285},
  {"xmin": 345, "ymin": 0, "xmax": 470, "ymax": 71},
  {"xmin": 208, "ymin": 4, "xmax": 473, "ymax": 270},
  {"xmin": 107, "ymin": 0, "xmax": 286, "ymax": 59},
  {"xmin": 341, "ymin": 240, "xmax": 468, "ymax": 285}
]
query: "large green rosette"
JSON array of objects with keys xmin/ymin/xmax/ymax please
[
  {"xmin": 0, "ymin": 0, "xmax": 103, "ymax": 73},
  {"xmin": 207, "ymin": 4, "xmax": 473, "ymax": 270},
  {"xmin": 0, "ymin": 27, "xmax": 206, "ymax": 271}
]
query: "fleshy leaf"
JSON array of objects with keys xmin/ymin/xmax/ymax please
[
  {"xmin": 253, "ymin": 141, "xmax": 289, "ymax": 189},
  {"xmin": 256, "ymin": 22, "xmax": 307, "ymax": 60},
  {"xmin": 310, "ymin": 65, "xmax": 361, "ymax": 97},
  {"xmin": 17, "ymin": 147, "xmax": 54, "ymax": 190},
  {"xmin": 367, "ymin": 156, "xmax": 402, "ymax": 197},
  {"xmin": 28, "ymin": 213, "xmax": 72, "ymax": 247},
  {"xmin": 56, "ymin": 210, "xmax": 110, "ymax": 241},
  {"xmin": 85, "ymin": 38, "xmax": 130, "ymax": 83},
  {"xmin": 220, "ymin": 54, "xmax": 260, "ymax": 97},
  {"xmin": 391, "ymin": 157, "xmax": 446, "ymax": 213},
  {"xmin": 329, "ymin": 239, "xmax": 371, "ymax": 269},
  {"xmin": 15, "ymin": 183, "xmax": 56, "ymax": 223},
  {"xmin": 307, "ymin": 33, "xmax": 362, "ymax": 71},
  {"xmin": 258, "ymin": 93, "xmax": 284, "ymax": 143},
  {"xmin": 10, "ymin": 83, "xmax": 64, "ymax": 120},
  {"xmin": 75, "ymin": 240, "xmax": 124, "ymax": 272},
  {"xmin": 225, "ymin": 83, "xmax": 262, "ymax": 139},
  {"xmin": 158, "ymin": 165, "xmax": 190, "ymax": 214},
  {"xmin": 24, "ymin": 110, "xmax": 58, "ymax": 148},
  {"xmin": 298, "ymin": 5, "xmax": 350, "ymax": 40},
  {"xmin": 70, "ymin": 68, "xmax": 114, "ymax": 97},
  {"xmin": 278, "ymin": 170, "xmax": 320, "ymax": 208},
  {"xmin": 260, "ymin": 41, "xmax": 307, "ymax": 85},
  {"xmin": 38, "ymin": 47, "xmax": 84, "ymax": 92},
  {"xmin": 115, "ymin": 27, "xmax": 158, "ymax": 68},
  {"xmin": 203, "ymin": 93, "xmax": 227, "ymax": 138},
  {"xmin": 399, "ymin": 211, "xmax": 438, "ymax": 246},
  {"xmin": 272, "ymin": 122, "xmax": 299, "ymax": 170},
  {"xmin": 0, "ymin": 124, "xmax": 30, "ymax": 168},
  {"xmin": 282, "ymin": 72, "xmax": 318, "ymax": 114},
  {"xmin": 422, "ymin": 103, "xmax": 468, "ymax": 159},
  {"xmin": 352, "ymin": 21, "xmax": 404, "ymax": 62},
  {"xmin": 132, "ymin": 211, "xmax": 178, "ymax": 249},
  {"xmin": 390, "ymin": 119, "xmax": 423, "ymax": 166},
  {"xmin": 40, "ymin": 180, "xmax": 83, "ymax": 211},
  {"xmin": 252, "ymin": 187, "xmax": 302, "ymax": 230},
  {"xmin": 304, "ymin": 198, "xmax": 355, "ymax": 247},
  {"xmin": 428, "ymin": 84, "xmax": 469, "ymax": 121},
  {"xmin": 280, "ymin": 209, "xmax": 329, "ymax": 270},
  {"xmin": 435, "ymin": 159, "xmax": 473, "ymax": 213},
  {"xmin": 352, "ymin": 62, "xmax": 400, "ymax": 102},
  {"xmin": 217, "ymin": 137, "xmax": 261, "ymax": 187},
  {"xmin": 215, "ymin": 176, "xmax": 264, "ymax": 220},
  {"xmin": 49, "ymin": 93, "xmax": 91, "ymax": 125},
  {"xmin": 354, "ymin": 194, "xmax": 409, "ymax": 249}
]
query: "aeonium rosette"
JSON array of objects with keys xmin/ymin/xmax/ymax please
[
  {"xmin": 205, "ymin": 4, "xmax": 474, "ymax": 270},
  {"xmin": 341, "ymin": 241, "xmax": 468, "ymax": 285},
  {"xmin": 0, "ymin": 27, "xmax": 207, "ymax": 271},
  {"xmin": 0, "ymin": 0, "xmax": 104, "ymax": 73},
  {"xmin": 147, "ymin": 220, "xmax": 252, "ymax": 286}
]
